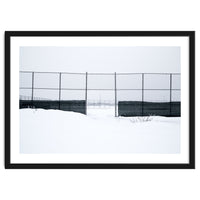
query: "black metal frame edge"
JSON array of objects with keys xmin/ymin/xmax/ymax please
[
  {"xmin": 5, "ymin": 31, "xmax": 194, "ymax": 37},
  {"xmin": 5, "ymin": 163, "xmax": 194, "ymax": 169},
  {"xmin": 5, "ymin": 32, "xmax": 10, "ymax": 169},
  {"xmin": 189, "ymin": 32, "xmax": 195, "ymax": 169},
  {"xmin": 4, "ymin": 31, "xmax": 195, "ymax": 169}
]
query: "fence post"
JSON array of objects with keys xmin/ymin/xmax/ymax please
[
  {"xmin": 114, "ymin": 72, "xmax": 117, "ymax": 117},
  {"xmin": 142, "ymin": 73, "xmax": 144, "ymax": 116},
  {"xmin": 85, "ymin": 72, "xmax": 88, "ymax": 115},
  {"xmin": 31, "ymin": 72, "xmax": 34, "ymax": 108},
  {"xmin": 170, "ymin": 74, "xmax": 172, "ymax": 116},
  {"xmin": 59, "ymin": 72, "xmax": 62, "ymax": 110}
]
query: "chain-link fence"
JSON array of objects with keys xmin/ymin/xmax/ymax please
[{"xmin": 20, "ymin": 71, "xmax": 181, "ymax": 117}]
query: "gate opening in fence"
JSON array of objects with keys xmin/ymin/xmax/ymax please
[{"xmin": 20, "ymin": 71, "xmax": 181, "ymax": 117}]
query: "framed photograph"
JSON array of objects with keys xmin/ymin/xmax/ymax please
[{"xmin": 5, "ymin": 31, "xmax": 195, "ymax": 169}]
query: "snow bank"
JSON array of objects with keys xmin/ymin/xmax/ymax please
[{"xmin": 20, "ymin": 108, "xmax": 180, "ymax": 154}]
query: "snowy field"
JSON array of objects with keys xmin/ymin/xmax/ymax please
[{"xmin": 20, "ymin": 107, "xmax": 180, "ymax": 154}]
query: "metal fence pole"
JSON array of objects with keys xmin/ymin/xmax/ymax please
[
  {"xmin": 170, "ymin": 74, "xmax": 172, "ymax": 116},
  {"xmin": 85, "ymin": 72, "xmax": 88, "ymax": 115},
  {"xmin": 58, "ymin": 72, "xmax": 62, "ymax": 110},
  {"xmin": 142, "ymin": 73, "xmax": 144, "ymax": 116},
  {"xmin": 31, "ymin": 72, "xmax": 34, "ymax": 108},
  {"xmin": 114, "ymin": 72, "xmax": 117, "ymax": 117}
]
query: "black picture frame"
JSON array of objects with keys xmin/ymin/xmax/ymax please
[{"xmin": 5, "ymin": 31, "xmax": 195, "ymax": 169}]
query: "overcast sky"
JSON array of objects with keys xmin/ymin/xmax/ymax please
[
  {"xmin": 20, "ymin": 46, "xmax": 180, "ymax": 73},
  {"xmin": 20, "ymin": 46, "xmax": 181, "ymax": 102}
]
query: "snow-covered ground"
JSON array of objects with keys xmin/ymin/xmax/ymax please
[{"xmin": 20, "ymin": 107, "xmax": 180, "ymax": 154}]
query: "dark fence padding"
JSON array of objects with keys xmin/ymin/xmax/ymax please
[
  {"xmin": 118, "ymin": 101, "xmax": 143, "ymax": 117},
  {"xmin": 118, "ymin": 101, "xmax": 180, "ymax": 117},
  {"xmin": 170, "ymin": 102, "xmax": 181, "ymax": 117},
  {"xmin": 20, "ymin": 100, "xmax": 86, "ymax": 114}
]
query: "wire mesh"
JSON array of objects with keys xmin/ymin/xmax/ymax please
[{"xmin": 19, "ymin": 71, "xmax": 181, "ymax": 116}]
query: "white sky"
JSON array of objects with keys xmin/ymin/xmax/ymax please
[
  {"xmin": 20, "ymin": 46, "xmax": 180, "ymax": 73},
  {"xmin": 19, "ymin": 46, "xmax": 181, "ymax": 102}
]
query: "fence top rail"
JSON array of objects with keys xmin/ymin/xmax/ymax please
[
  {"xmin": 115, "ymin": 73, "xmax": 181, "ymax": 75},
  {"xmin": 20, "ymin": 71, "xmax": 86, "ymax": 75},
  {"xmin": 20, "ymin": 71, "xmax": 181, "ymax": 75},
  {"xmin": 20, "ymin": 87, "xmax": 181, "ymax": 91}
]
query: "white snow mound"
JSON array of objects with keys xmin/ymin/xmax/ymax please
[{"xmin": 20, "ymin": 108, "xmax": 180, "ymax": 154}]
